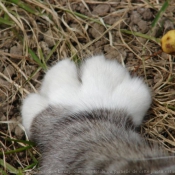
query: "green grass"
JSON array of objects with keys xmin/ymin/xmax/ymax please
[
  {"xmin": 6, "ymin": 0, "xmax": 38, "ymax": 14},
  {"xmin": 151, "ymin": 0, "xmax": 170, "ymax": 28}
]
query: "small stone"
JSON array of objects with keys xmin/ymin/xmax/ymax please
[
  {"xmin": 15, "ymin": 126, "xmax": 24, "ymax": 139},
  {"xmin": 43, "ymin": 29, "xmax": 55, "ymax": 48},
  {"xmin": 143, "ymin": 9, "xmax": 153, "ymax": 20},
  {"xmin": 10, "ymin": 44, "xmax": 23, "ymax": 55},
  {"xmin": 89, "ymin": 23, "xmax": 105, "ymax": 39},
  {"xmin": 3, "ymin": 65, "xmax": 15, "ymax": 77},
  {"xmin": 137, "ymin": 20, "xmax": 149, "ymax": 33},
  {"xmin": 92, "ymin": 4, "xmax": 110, "ymax": 16},
  {"xmin": 130, "ymin": 11, "xmax": 141, "ymax": 24}
]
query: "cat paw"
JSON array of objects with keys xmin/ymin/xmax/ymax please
[
  {"xmin": 21, "ymin": 93, "xmax": 48, "ymax": 136},
  {"xmin": 40, "ymin": 59, "xmax": 81, "ymax": 106}
]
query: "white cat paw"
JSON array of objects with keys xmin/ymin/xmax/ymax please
[{"xmin": 22, "ymin": 55, "xmax": 152, "ymax": 133}]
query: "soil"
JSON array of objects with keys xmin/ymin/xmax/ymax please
[{"xmin": 0, "ymin": 0, "xmax": 175, "ymax": 174}]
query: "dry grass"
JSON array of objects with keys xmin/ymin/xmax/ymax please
[{"xmin": 0, "ymin": 0, "xmax": 175, "ymax": 174}]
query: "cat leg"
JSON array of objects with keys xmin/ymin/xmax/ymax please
[
  {"xmin": 21, "ymin": 93, "xmax": 48, "ymax": 136},
  {"xmin": 40, "ymin": 59, "xmax": 81, "ymax": 106}
]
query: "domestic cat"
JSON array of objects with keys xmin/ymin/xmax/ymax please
[{"xmin": 21, "ymin": 55, "xmax": 175, "ymax": 175}]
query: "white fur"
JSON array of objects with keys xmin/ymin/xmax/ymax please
[
  {"xmin": 22, "ymin": 55, "xmax": 152, "ymax": 135},
  {"xmin": 21, "ymin": 93, "xmax": 48, "ymax": 136},
  {"xmin": 40, "ymin": 59, "xmax": 81, "ymax": 106},
  {"xmin": 111, "ymin": 77, "xmax": 151, "ymax": 125},
  {"xmin": 79, "ymin": 55, "xmax": 151, "ymax": 125}
]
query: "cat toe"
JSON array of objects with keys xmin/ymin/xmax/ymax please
[
  {"xmin": 21, "ymin": 93, "xmax": 48, "ymax": 136},
  {"xmin": 80, "ymin": 55, "xmax": 130, "ymax": 93},
  {"xmin": 40, "ymin": 59, "xmax": 81, "ymax": 105},
  {"xmin": 112, "ymin": 77, "xmax": 151, "ymax": 125}
]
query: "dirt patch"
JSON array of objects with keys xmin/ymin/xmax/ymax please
[{"xmin": 0, "ymin": 0, "xmax": 175, "ymax": 174}]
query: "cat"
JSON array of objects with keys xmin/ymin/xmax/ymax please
[{"xmin": 21, "ymin": 55, "xmax": 175, "ymax": 175}]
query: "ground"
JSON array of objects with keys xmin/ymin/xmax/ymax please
[{"xmin": 0, "ymin": 0, "xmax": 175, "ymax": 174}]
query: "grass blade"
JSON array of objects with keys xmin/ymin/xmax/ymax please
[
  {"xmin": 29, "ymin": 48, "xmax": 47, "ymax": 70},
  {"xmin": 39, "ymin": 49, "xmax": 47, "ymax": 69},
  {"xmin": 46, "ymin": 40, "xmax": 61, "ymax": 61},
  {"xmin": 0, "ymin": 146, "xmax": 32, "ymax": 155},
  {"xmin": 4, "ymin": 138, "xmax": 35, "ymax": 146},
  {"xmin": 0, "ymin": 169, "xmax": 8, "ymax": 175},
  {"xmin": 0, "ymin": 159, "xmax": 18, "ymax": 174},
  {"xmin": 0, "ymin": 17, "xmax": 14, "ymax": 25},
  {"xmin": 8, "ymin": 0, "xmax": 37, "ymax": 14},
  {"xmin": 120, "ymin": 29, "xmax": 161, "ymax": 44},
  {"xmin": 23, "ymin": 162, "xmax": 38, "ymax": 170},
  {"xmin": 28, "ymin": 150, "xmax": 39, "ymax": 165},
  {"xmin": 151, "ymin": 0, "xmax": 170, "ymax": 28}
]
